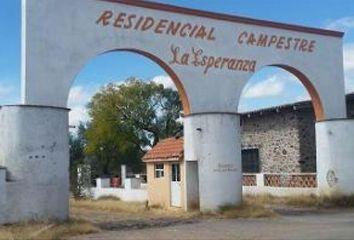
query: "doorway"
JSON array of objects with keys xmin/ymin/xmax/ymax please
[{"xmin": 171, "ymin": 163, "xmax": 181, "ymax": 207}]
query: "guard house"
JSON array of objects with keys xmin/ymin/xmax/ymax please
[{"xmin": 143, "ymin": 137, "xmax": 185, "ymax": 209}]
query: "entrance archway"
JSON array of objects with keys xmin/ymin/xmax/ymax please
[
  {"xmin": 68, "ymin": 50, "xmax": 187, "ymax": 209},
  {"xmin": 68, "ymin": 49, "xmax": 191, "ymax": 115},
  {"xmin": 1, "ymin": 0, "xmax": 351, "ymax": 224}
]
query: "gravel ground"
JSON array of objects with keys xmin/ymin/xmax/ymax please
[{"xmin": 69, "ymin": 208, "xmax": 354, "ymax": 240}]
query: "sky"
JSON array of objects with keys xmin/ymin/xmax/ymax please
[{"xmin": 1, "ymin": 0, "xmax": 354, "ymax": 126}]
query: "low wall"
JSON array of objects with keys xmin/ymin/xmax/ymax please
[
  {"xmin": 242, "ymin": 173, "xmax": 318, "ymax": 196},
  {"xmin": 90, "ymin": 178, "xmax": 147, "ymax": 202},
  {"xmin": 91, "ymin": 187, "xmax": 147, "ymax": 202}
]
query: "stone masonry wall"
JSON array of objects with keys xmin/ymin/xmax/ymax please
[{"xmin": 241, "ymin": 107, "xmax": 316, "ymax": 173}]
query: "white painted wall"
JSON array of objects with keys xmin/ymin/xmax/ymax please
[
  {"xmin": 91, "ymin": 178, "xmax": 147, "ymax": 202},
  {"xmin": 125, "ymin": 178, "xmax": 142, "ymax": 189},
  {"xmin": 96, "ymin": 178, "xmax": 111, "ymax": 188},
  {"xmin": 316, "ymin": 120, "xmax": 354, "ymax": 194},
  {"xmin": 185, "ymin": 113, "xmax": 242, "ymax": 211},
  {"xmin": 243, "ymin": 186, "xmax": 318, "ymax": 196},
  {"xmin": 22, "ymin": 0, "xmax": 346, "ymax": 119},
  {"xmin": 0, "ymin": 106, "xmax": 69, "ymax": 224},
  {"xmin": 91, "ymin": 187, "xmax": 147, "ymax": 202},
  {"xmin": 5, "ymin": 0, "xmax": 345, "ymax": 221}
]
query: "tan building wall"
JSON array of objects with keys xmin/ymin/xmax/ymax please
[{"xmin": 146, "ymin": 161, "xmax": 185, "ymax": 209}]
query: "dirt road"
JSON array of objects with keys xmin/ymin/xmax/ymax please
[{"xmin": 70, "ymin": 209, "xmax": 354, "ymax": 240}]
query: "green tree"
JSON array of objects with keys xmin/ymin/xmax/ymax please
[
  {"xmin": 69, "ymin": 123, "xmax": 87, "ymax": 197},
  {"xmin": 85, "ymin": 78, "xmax": 183, "ymax": 176}
]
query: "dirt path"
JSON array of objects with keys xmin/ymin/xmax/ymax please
[{"xmin": 69, "ymin": 209, "xmax": 354, "ymax": 240}]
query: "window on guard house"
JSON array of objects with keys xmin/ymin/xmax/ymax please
[
  {"xmin": 155, "ymin": 163, "xmax": 164, "ymax": 178},
  {"xmin": 242, "ymin": 148, "xmax": 260, "ymax": 173}
]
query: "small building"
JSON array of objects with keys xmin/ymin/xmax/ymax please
[
  {"xmin": 142, "ymin": 137, "xmax": 185, "ymax": 209},
  {"xmin": 240, "ymin": 93, "xmax": 354, "ymax": 175},
  {"xmin": 142, "ymin": 94, "xmax": 354, "ymax": 207}
]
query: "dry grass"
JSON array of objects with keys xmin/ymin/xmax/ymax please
[
  {"xmin": 0, "ymin": 220, "xmax": 98, "ymax": 240},
  {"xmin": 218, "ymin": 203, "xmax": 276, "ymax": 219},
  {"xmin": 8, "ymin": 194, "xmax": 352, "ymax": 240},
  {"xmin": 200, "ymin": 197, "xmax": 278, "ymax": 219},
  {"xmin": 70, "ymin": 197, "xmax": 147, "ymax": 213},
  {"xmin": 214, "ymin": 193, "xmax": 354, "ymax": 219},
  {"xmin": 244, "ymin": 193, "xmax": 354, "ymax": 208},
  {"xmin": 70, "ymin": 198, "xmax": 198, "ymax": 220}
]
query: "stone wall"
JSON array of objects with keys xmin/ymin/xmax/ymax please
[{"xmin": 241, "ymin": 105, "xmax": 316, "ymax": 173}]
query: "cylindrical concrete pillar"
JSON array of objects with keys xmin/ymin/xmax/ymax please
[
  {"xmin": 0, "ymin": 105, "xmax": 70, "ymax": 223},
  {"xmin": 316, "ymin": 119, "xmax": 354, "ymax": 194},
  {"xmin": 184, "ymin": 113, "xmax": 242, "ymax": 212}
]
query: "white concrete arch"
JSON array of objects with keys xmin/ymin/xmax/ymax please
[
  {"xmin": 67, "ymin": 48, "xmax": 191, "ymax": 114},
  {"xmin": 237, "ymin": 64, "xmax": 325, "ymax": 121},
  {"xmin": 0, "ymin": 0, "xmax": 350, "ymax": 223},
  {"xmin": 22, "ymin": 0, "xmax": 347, "ymax": 118}
]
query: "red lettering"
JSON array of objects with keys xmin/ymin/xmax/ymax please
[
  {"xmin": 308, "ymin": 40, "xmax": 316, "ymax": 52},
  {"xmin": 134, "ymin": 16, "xmax": 144, "ymax": 30},
  {"xmin": 238, "ymin": 31, "xmax": 248, "ymax": 44},
  {"xmin": 246, "ymin": 33, "xmax": 257, "ymax": 45},
  {"xmin": 166, "ymin": 21, "xmax": 181, "ymax": 36},
  {"xmin": 207, "ymin": 28, "xmax": 216, "ymax": 41},
  {"xmin": 124, "ymin": 14, "xmax": 136, "ymax": 29},
  {"xmin": 180, "ymin": 24, "xmax": 192, "ymax": 37},
  {"xmin": 195, "ymin": 26, "xmax": 208, "ymax": 39},
  {"xmin": 299, "ymin": 39, "xmax": 308, "ymax": 52},
  {"xmin": 268, "ymin": 35, "xmax": 277, "ymax": 47},
  {"xmin": 96, "ymin": 11, "xmax": 113, "ymax": 26},
  {"xmin": 257, "ymin": 34, "xmax": 268, "ymax": 47},
  {"xmin": 276, "ymin": 36, "xmax": 285, "ymax": 49},
  {"xmin": 293, "ymin": 38, "xmax": 301, "ymax": 50},
  {"xmin": 284, "ymin": 37, "xmax": 292, "ymax": 49},
  {"xmin": 141, "ymin": 17, "xmax": 155, "ymax": 31},
  {"xmin": 113, "ymin": 13, "xmax": 126, "ymax": 28},
  {"xmin": 154, "ymin": 19, "xmax": 168, "ymax": 34},
  {"xmin": 189, "ymin": 25, "xmax": 199, "ymax": 38}
]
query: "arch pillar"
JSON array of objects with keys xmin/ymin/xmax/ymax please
[
  {"xmin": 316, "ymin": 119, "xmax": 354, "ymax": 194},
  {"xmin": 184, "ymin": 112, "xmax": 242, "ymax": 211},
  {"xmin": 0, "ymin": 105, "xmax": 69, "ymax": 224}
]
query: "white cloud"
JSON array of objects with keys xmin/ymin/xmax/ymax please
[
  {"xmin": 69, "ymin": 106, "xmax": 89, "ymax": 127},
  {"xmin": 295, "ymin": 94, "xmax": 310, "ymax": 102},
  {"xmin": 151, "ymin": 75, "xmax": 176, "ymax": 90},
  {"xmin": 344, "ymin": 43, "xmax": 354, "ymax": 72},
  {"xmin": 324, "ymin": 17, "xmax": 354, "ymax": 93},
  {"xmin": 242, "ymin": 75, "xmax": 285, "ymax": 99},
  {"xmin": 0, "ymin": 83, "xmax": 12, "ymax": 96},
  {"xmin": 68, "ymin": 86, "xmax": 92, "ymax": 107},
  {"xmin": 344, "ymin": 43, "xmax": 354, "ymax": 93},
  {"xmin": 68, "ymin": 86, "xmax": 96, "ymax": 127},
  {"xmin": 325, "ymin": 17, "xmax": 354, "ymax": 32}
]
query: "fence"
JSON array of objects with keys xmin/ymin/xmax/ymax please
[{"xmin": 242, "ymin": 173, "xmax": 318, "ymax": 196}]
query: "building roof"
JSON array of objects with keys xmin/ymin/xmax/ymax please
[
  {"xmin": 240, "ymin": 92, "xmax": 354, "ymax": 117},
  {"xmin": 143, "ymin": 137, "xmax": 184, "ymax": 162}
]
